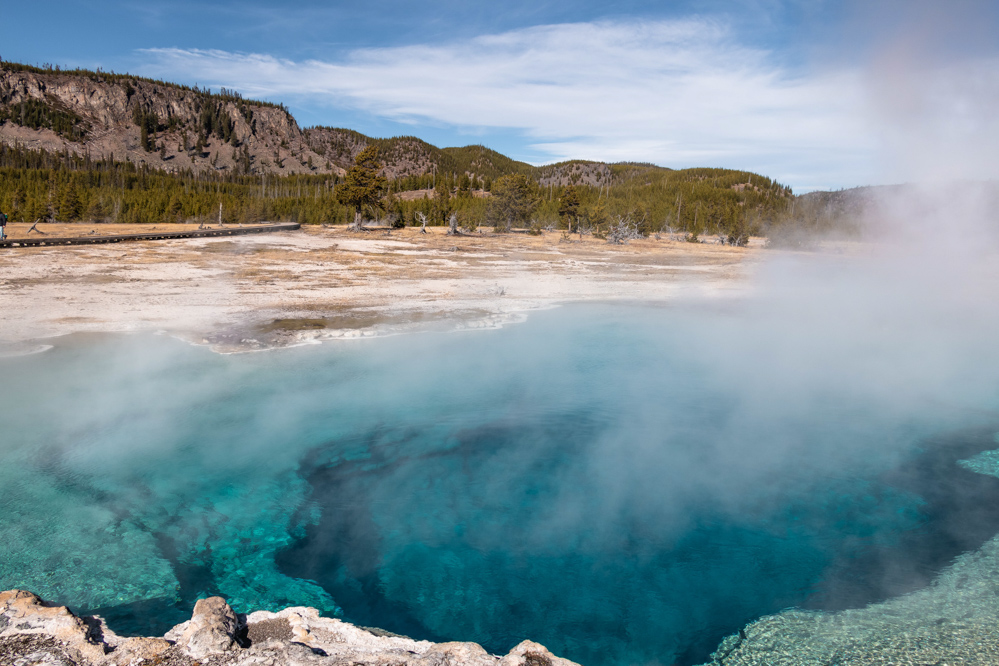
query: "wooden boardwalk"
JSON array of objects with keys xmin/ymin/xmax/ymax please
[{"xmin": 0, "ymin": 223, "xmax": 301, "ymax": 248}]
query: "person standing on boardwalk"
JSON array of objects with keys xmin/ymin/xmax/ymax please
[{"xmin": 0, "ymin": 212, "xmax": 7, "ymax": 240}]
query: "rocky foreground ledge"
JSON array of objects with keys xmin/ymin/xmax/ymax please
[{"xmin": 0, "ymin": 590, "xmax": 580, "ymax": 666}]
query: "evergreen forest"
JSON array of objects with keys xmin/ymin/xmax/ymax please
[{"xmin": 0, "ymin": 142, "xmax": 802, "ymax": 239}]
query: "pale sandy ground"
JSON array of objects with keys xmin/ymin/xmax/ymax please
[{"xmin": 0, "ymin": 223, "xmax": 764, "ymax": 352}]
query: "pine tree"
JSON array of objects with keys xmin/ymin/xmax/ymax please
[
  {"xmin": 486, "ymin": 174, "xmax": 534, "ymax": 231},
  {"xmin": 86, "ymin": 197, "xmax": 106, "ymax": 221},
  {"xmin": 58, "ymin": 181, "xmax": 81, "ymax": 221},
  {"xmin": 558, "ymin": 185, "xmax": 581, "ymax": 231},
  {"xmin": 335, "ymin": 146, "xmax": 386, "ymax": 225}
]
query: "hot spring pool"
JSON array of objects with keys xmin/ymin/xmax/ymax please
[{"xmin": 1, "ymin": 302, "xmax": 998, "ymax": 665}]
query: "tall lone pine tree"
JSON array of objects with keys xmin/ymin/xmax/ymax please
[{"xmin": 336, "ymin": 146, "xmax": 386, "ymax": 226}]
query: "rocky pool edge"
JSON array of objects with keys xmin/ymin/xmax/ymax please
[{"xmin": 0, "ymin": 589, "xmax": 580, "ymax": 666}]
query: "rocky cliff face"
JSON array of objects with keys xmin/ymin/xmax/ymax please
[
  {"xmin": 0, "ymin": 66, "xmax": 336, "ymax": 176},
  {"xmin": 0, "ymin": 589, "xmax": 581, "ymax": 666}
]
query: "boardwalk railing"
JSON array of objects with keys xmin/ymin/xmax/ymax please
[{"xmin": 0, "ymin": 223, "xmax": 301, "ymax": 248}]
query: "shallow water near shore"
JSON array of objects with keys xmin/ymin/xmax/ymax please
[{"xmin": 1, "ymin": 302, "xmax": 999, "ymax": 665}]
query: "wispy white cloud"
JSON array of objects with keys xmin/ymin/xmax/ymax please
[{"xmin": 140, "ymin": 19, "xmax": 876, "ymax": 189}]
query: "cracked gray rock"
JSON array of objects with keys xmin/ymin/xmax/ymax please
[{"xmin": 0, "ymin": 590, "xmax": 581, "ymax": 666}]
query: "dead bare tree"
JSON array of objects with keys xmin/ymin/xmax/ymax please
[
  {"xmin": 656, "ymin": 211, "xmax": 678, "ymax": 241},
  {"xmin": 27, "ymin": 219, "xmax": 46, "ymax": 235},
  {"xmin": 606, "ymin": 216, "xmax": 641, "ymax": 244},
  {"xmin": 445, "ymin": 213, "xmax": 476, "ymax": 236},
  {"xmin": 417, "ymin": 212, "xmax": 429, "ymax": 234}
]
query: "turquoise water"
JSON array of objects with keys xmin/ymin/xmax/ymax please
[{"xmin": 1, "ymin": 302, "xmax": 998, "ymax": 665}]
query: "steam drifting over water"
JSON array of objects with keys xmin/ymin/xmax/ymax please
[{"xmin": 2, "ymin": 252, "xmax": 999, "ymax": 663}]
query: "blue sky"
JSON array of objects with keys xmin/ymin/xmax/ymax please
[{"xmin": 5, "ymin": 1, "xmax": 999, "ymax": 191}]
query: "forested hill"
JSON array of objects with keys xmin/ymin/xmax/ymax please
[
  {"xmin": 0, "ymin": 60, "xmax": 795, "ymax": 235},
  {"xmin": 302, "ymin": 127, "xmax": 537, "ymax": 181},
  {"xmin": 769, "ymin": 184, "xmax": 917, "ymax": 244}
]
